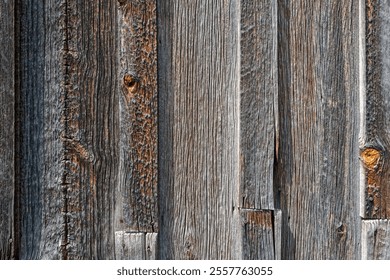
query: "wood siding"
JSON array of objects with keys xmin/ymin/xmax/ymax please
[{"xmin": 1, "ymin": 0, "xmax": 390, "ymax": 260}]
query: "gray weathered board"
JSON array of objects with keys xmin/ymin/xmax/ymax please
[{"xmin": 1, "ymin": 0, "xmax": 390, "ymax": 260}]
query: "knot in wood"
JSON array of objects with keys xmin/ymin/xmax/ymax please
[
  {"xmin": 123, "ymin": 74, "xmax": 139, "ymax": 93},
  {"xmin": 361, "ymin": 147, "xmax": 381, "ymax": 171}
]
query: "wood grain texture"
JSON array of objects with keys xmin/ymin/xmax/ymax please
[
  {"xmin": 116, "ymin": 0, "xmax": 158, "ymax": 235},
  {"xmin": 362, "ymin": 220, "xmax": 390, "ymax": 259},
  {"xmin": 18, "ymin": 0, "xmax": 66, "ymax": 259},
  {"xmin": 240, "ymin": 0, "xmax": 277, "ymax": 210},
  {"xmin": 62, "ymin": 0, "xmax": 119, "ymax": 259},
  {"xmin": 115, "ymin": 231, "xmax": 157, "ymax": 260},
  {"xmin": 158, "ymin": 0, "xmax": 241, "ymax": 259},
  {"xmin": 276, "ymin": 0, "xmax": 361, "ymax": 259},
  {"xmin": 0, "ymin": 0, "xmax": 16, "ymax": 260},
  {"xmin": 241, "ymin": 209, "xmax": 281, "ymax": 260},
  {"xmin": 361, "ymin": 0, "xmax": 390, "ymax": 219},
  {"xmin": 17, "ymin": 0, "xmax": 119, "ymax": 259}
]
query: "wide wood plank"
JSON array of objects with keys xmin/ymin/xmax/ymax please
[
  {"xmin": 158, "ymin": 0, "xmax": 241, "ymax": 259},
  {"xmin": 0, "ymin": 0, "xmax": 16, "ymax": 260},
  {"xmin": 362, "ymin": 220, "xmax": 390, "ymax": 259},
  {"xmin": 360, "ymin": 0, "xmax": 390, "ymax": 219},
  {"xmin": 18, "ymin": 0, "xmax": 119, "ymax": 259},
  {"xmin": 115, "ymin": 0, "xmax": 158, "ymax": 236},
  {"xmin": 276, "ymin": 0, "xmax": 361, "ymax": 259}
]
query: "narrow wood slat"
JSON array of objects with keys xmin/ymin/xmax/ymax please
[
  {"xmin": 116, "ymin": 0, "xmax": 158, "ymax": 234},
  {"xmin": 362, "ymin": 220, "xmax": 390, "ymax": 259},
  {"xmin": 0, "ymin": 0, "xmax": 15, "ymax": 260},
  {"xmin": 360, "ymin": 0, "xmax": 390, "ymax": 219},
  {"xmin": 158, "ymin": 0, "xmax": 241, "ymax": 259},
  {"xmin": 276, "ymin": 0, "xmax": 361, "ymax": 259},
  {"xmin": 240, "ymin": 0, "xmax": 277, "ymax": 210}
]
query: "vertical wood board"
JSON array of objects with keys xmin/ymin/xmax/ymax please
[
  {"xmin": 276, "ymin": 0, "xmax": 361, "ymax": 259},
  {"xmin": 240, "ymin": 0, "xmax": 277, "ymax": 210},
  {"xmin": 360, "ymin": 0, "xmax": 390, "ymax": 219},
  {"xmin": 362, "ymin": 220, "xmax": 390, "ymax": 259},
  {"xmin": 0, "ymin": 0, "xmax": 15, "ymax": 260},
  {"xmin": 158, "ymin": 0, "xmax": 241, "ymax": 259},
  {"xmin": 116, "ymin": 0, "xmax": 158, "ymax": 234}
]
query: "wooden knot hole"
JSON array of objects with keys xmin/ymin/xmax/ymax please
[
  {"xmin": 118, "ymin": 0, "xmax": 127, "ymax": 6},
  {"xmin": 123, "ymin": 74, "xmax": 139, "ymax": 93},
  {"xmin": 361, "ymin": 147, "xmax": 381, "ymax": 171}
]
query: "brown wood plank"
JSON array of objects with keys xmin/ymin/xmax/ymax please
[
  {"xmin": 0, "ymin": 0, "xmax": 16, "ymax": 260},
  {"xmin": 63, "ymin": 0, "xmax": 119, "ymax": 259},
  {"xmin": 360, "ymin": 0, "xmax": 390, "ymax": 219},
  {"xmin": 115, "ymin": 0, "xmax": 158, "ymax": 235},
  {"xmin": 362, "ymin": 220, "xmax": 390, "ymax": 259},
  {"xmin": 158, "ymin": 0, "xmax": 241, "ymax": 259},
  {"xmin": 276, "ymin": 0, "xmax": 361, "ymax": 259},
  {"xmin": 240, "ymin": 0, "xmax": 277, "ymax": 210}
]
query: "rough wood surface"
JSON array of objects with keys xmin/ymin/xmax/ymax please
[
  {"xmin": 158, "ymin": 0, "xmax": 241, "ymax": 259},
  {"xmin": 240, "ymin": 0, "xmax": 277, "ymax": 210},
  {"xmin": 0, "ymin": 0, "xmax": 15, "ymax": 260},
  {"xmin": 18, "ymin": 0, "xmax": 66, "ymax": 259},
  {"xmin": 276, "ymin": 0, "xmax": 361, "ymax": 259},
  {"xmin": 62, "ymin": 0, "xmax": 119, "ymax": 259},
  {"xmin": 116, "ymin": 0, "xmax": 158, "ymax": 234},
  {"xmin": 360, "ymin": 0, "xmax": 390, "ymax": 219},
  {"xmin": 362, "ymin": 220, "xmax": 390, "ymax": 259},
  {"xmin": 17, "ymin": 0, "xmax": 119, "ymax": 259},
  {"xmin": 115, "ymin": 231, "xmax": 157, "ymax": 260},
  {"xmin": 240, "ymin": 209, "xmax": 281, "ymax": 260}
]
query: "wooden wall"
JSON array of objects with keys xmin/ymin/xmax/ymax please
[{"xmin": 0, "ymin": 0, "xmax": 390, "ymax": 260}]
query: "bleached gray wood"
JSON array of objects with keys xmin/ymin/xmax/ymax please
[
  {"xmin": 360, "ymin": 0, "xmax": 390, "ymax": 219},
  {"xmin": 116, "ymin": 0, "xmax": 158, "ymax": 234},
  {"xmin": 115, "ymin": 231, "xmax": 145, "ymax": 260},
  {"xmin": 274, "ymin": 209, "xmax": 282, "ymax": 260},
  {"xmin": 362, "ymin": 220, "xmax": 390, "ymax": 259},
  {"xmin": 145, "ymin": 233, "xmax": 158, "ymax": 260},
  {"xmin": 114, "ymin": 231, "xmax": 157, "ymax": 260},
  {"xmin": 0, "ymin": 0, "xmax": 15, "ymax": 260},
  {"xmin": 158, "ymin": 0, "xmax": 241, "ymax": 259},
  {"xmin": 276, "ymin": 0, "xmax": 361, "ymax": 259},
  {"xmin": 240, "ymin": 0, "xmax": 277, "ymax": 210}
]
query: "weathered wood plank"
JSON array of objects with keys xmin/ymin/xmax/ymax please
[
  {"xmin": 18, "ymin": 0, "xmax": 66, "ymax": 259},
  {"xmin": 63, "ymin": 0, "xmax": 119, "ymax": 259},
  {"xmin": 276, "ymin": 0, "xmax": 361, "ymax": 259},
  {"xmin": 158, "ymin": 0, "xmax": 241, "ymax": 259},
  {"xmin": 360, "ymin": 0, "xmax": 390, "ymax": 219},
  {"xmin": 18, "ymin": 0, "xmax": 119, "ymax": 259},
  {"xmin": 362, "ymin": 220, "xmax": 390, "ymax": 259},
  {"xmin": 0, "ymin": 0, "xmax": 16, "ymax": 260},
  {"xmin": 115, "ymin": 232, "xmax": 157, "ymax": 260},
  {"xmin": 240, "ymin": 0, "xmax": 277, "ymax": 210},
  {"xmin": 241, "ymin": 209, "xmax": 281, "ymax": 260},
  {"xmin": 116, "ymin": 0, "xmax": 158, "ymax": 235}
]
